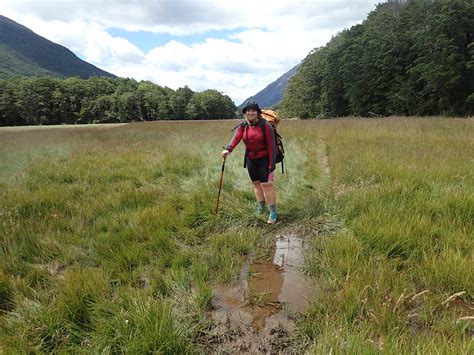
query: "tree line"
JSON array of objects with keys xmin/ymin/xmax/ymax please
[
  {"xmin": 0, "ymin": 77, "xmax": 237, "ymax": 126},
  {"xmin": 280, "ymin": 0, "xmax": 474, "ymax": 118}
]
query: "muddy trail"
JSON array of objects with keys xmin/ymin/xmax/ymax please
[
  {"xmin": 199, "ymin": 144, "xmax": 336, "ymax": 353},
  {"xmin": 202, "ymin": 233, "xmax": 316, "ymax": 353}
]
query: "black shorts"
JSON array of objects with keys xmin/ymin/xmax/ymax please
[{"xmin": 246, "ymin": 156, "xmax": 269, "ymax": 182}]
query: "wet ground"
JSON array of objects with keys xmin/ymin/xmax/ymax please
[{"xmin": 205, "ymin": 234, "xmax": 314, "ymax": 353}]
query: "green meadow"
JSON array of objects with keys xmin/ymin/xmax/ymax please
[{"xmin": 0, "ymin": 118, "xmax": 472, "ymax": 353}]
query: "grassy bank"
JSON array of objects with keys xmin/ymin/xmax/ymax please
[
  {"xmin": 302, "ymin": 118, "xmax": 473, "ymax": 353},
  {"xmin": 0, "ymin": 118, "xmax": 472, "ymax": 353},
  {"xmin": 0, "ymin": 122, "xmax": 260, "ymax": 353}
]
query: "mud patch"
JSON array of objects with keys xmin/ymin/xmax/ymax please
[{"xmin": 204, "ymin": 235, "xmax": 314, "ymax": 352}]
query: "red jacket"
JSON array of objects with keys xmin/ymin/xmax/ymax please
[{"xmin": 226, "ymin": 119, "xmax": 276, "ymax": 172}]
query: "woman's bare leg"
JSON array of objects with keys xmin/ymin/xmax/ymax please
[
  {"xmin": 260, "ymin": 182, "xmax": 276, "ymax": 206},
  {"xmin": 252, "ymin": 181, "xmax": 265, "ymax": 203}
]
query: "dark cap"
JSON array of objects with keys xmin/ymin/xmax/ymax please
[{"xmin": 242, "ymin": 100, "xmax": 262, "ymax": 114}]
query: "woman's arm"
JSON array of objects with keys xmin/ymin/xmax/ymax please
[{"xmin": 225, "ymin": 125, "xmax": 244, "ymax": 153}]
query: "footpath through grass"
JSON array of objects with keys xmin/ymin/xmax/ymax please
[{"xmin": 0, "ymin": 118, "xmax": 472, "ymax": 353}]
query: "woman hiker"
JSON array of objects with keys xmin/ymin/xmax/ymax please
[{"xmin": 221, "ymin": 100, "xmax": 278, "ymax": 224}]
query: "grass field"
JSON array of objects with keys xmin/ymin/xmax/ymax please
[{"xmin": 0, "ymin": 118, "xmax": 473, "ymax": 353}]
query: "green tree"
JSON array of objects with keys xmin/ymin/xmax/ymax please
[
  {"xmin": 320, "ymin": 33, "xmax": 350, "ymax": 117},
  {"xmin": 186, "ymin": 90, "xmax": 236, "ymax": 120},
  {"xmin": 280, "ymin": 48, "xmax": 325, "ymax": 118},
  {"xmin": 169, "ymin": 86, "xmax": 194, "ymax": 120},
  {"xmin": 0, "ymin": 80, "xmax": 21, "ymax": 125},
  {"xmin": 80, "ymin": 94, "xmax": 118, "ymax": 123}
]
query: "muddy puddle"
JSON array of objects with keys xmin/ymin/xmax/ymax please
[{"xmin": 207, "ymin": 235, "xmax": 314, "ymax": 352}]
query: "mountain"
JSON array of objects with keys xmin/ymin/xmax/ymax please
[
  {"xmin": 0, "ymin": 15, "xmax": 115, "ymax": 79},
  {"xmin": 238, "ymin": 64, "xmax": 299, "ymax": 110}
]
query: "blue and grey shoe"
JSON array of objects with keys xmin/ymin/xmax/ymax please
[
  {"xmin": 267, "ymin": 210, "xmax": 277, "ymax": 224},
  {"xmin": 255, "ymin": 202, "xmax": 265, "ymax": 216}
]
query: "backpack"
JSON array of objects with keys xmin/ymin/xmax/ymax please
[{"xmin": 261, "ymin": 110, "xmax": 284, "ymax": 167}]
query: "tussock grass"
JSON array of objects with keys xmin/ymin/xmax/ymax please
[
  {"xmin": 301, "ymin": 117, "xmax": 473, "ymax": 353},
  {"xmin": 0, "ymin": 269, "xmax": 14, "ymax": 312},
  {"xmin": 0, "ymin": 118, "xmax": 472, "ymax": 353},
  {"xmin": 0, "ymin": 122, "xmax": 263, "ymax": 352}
]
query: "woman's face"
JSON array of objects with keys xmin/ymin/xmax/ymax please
[{"xmin": 245, "ymin": 109, "xmax": 258, "ymax": 121}]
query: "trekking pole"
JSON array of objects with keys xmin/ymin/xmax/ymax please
[{"xmin": 215, "ymin": 157, "xmax": 226, "ymax": 215}]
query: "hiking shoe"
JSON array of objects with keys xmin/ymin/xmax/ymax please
[
  {"xmin": 267, "ymin": 211, "xmax": 277, "ymax": 224},
  {"xmin": 255, "ymin": 206, "xmax": 264, "ymax": 216}
]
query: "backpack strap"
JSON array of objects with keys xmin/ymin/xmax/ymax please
[
  {"xmin": 259, "ymin": 118, "xmax": 267, "ymax": 149},
  {"xmin": 242, "ymin": 122, "xmax": 249, "ymax": 168},
  {"xmin": 231, "ymin": 121, "xmax": 246, "ymax": 132}
]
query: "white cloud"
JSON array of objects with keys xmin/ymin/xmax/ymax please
[{"xmin": 1, "ymin": 0, "xmax": 381, "ymax": 104}]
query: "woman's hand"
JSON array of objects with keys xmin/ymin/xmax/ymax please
[
  {"xmin": 268, "ymin": 170, "xmax": 275, "ymax": 182},
  {"xmin": 221, "ymin": 149, "xmax": 230, "ymax": 159}
]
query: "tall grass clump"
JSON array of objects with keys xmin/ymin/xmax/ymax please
[
  {"xmin": 0, "ymin": 122, "xmax": 264, "ymax": 352},
  {"xmin": 90, "ymin": 291, "xmax": 192, "ymax": 354},
  {"xmin": 0, "ymin": 269, "xmax": 14, "ymax": 312},
  {"xmin": 301, "ymin": 118, "xmax": 473, "ymax": 353}
]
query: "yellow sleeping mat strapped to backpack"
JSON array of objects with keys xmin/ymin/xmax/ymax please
[{"xmin": 261, "ymin": 109, "xmax": 281, "ymax": 127}]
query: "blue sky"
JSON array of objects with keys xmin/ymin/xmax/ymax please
[
  {"xmin": 108, "ymin": 28, "xmax": 243, "ymax": 52},
  {"xmin": 2, "ymin": 0, "xmax": 381, "ymax": 104}
]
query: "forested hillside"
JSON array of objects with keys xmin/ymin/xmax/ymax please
[
  {"xmin": 0, "ymin": 15, "xmax": 114, "ymax": 79},
  {"xmin": 280, "ymin": 0, "xmax": 474, "ymax": 118},
  {"xmin": 0, "ymin": 15, "xmax": 236, "ymax": 126},
  {"xmin": 0, "ymin": 77, "xmax": 237, "ymax": 126}
]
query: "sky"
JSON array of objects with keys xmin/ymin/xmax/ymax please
[{"xmin": 1, "ymin": 0, "xmax": 382, "ymax": 105}]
